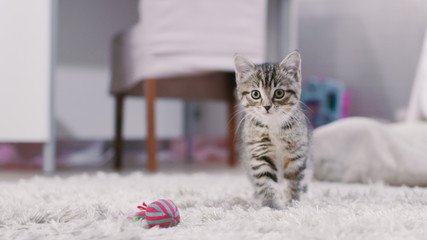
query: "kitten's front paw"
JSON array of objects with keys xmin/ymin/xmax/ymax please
[{"xmin": 262, "ymin": 199, "xmax": 283, "ymax": 210}]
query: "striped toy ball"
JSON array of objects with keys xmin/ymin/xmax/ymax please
[{"xmin": 145, "ymin": 199, "xmax": 180, "ymax": 228}]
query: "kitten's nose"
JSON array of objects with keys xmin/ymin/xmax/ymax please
[{"xmin": 264, "ymin": 105, "xmax": 271, "ymax": 112}]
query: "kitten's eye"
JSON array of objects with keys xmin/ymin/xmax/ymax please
[
  {"xmin": 251, "ymin": 90, "xmax": 261, "ymax": 100},
  {"xmin": 274, "ymin": 89, "xmax": 285, "ymax": 99}
]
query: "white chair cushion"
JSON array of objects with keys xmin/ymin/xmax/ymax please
[{"xmin": 111, "ymin": 0, "xmax": 267, "ymax": 93}]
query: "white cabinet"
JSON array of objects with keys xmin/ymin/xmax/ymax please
[{"xmin": 0, "ymin": 0, "xmax": 55, "ymax": 173}]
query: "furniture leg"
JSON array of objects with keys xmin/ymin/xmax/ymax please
[
  {"xmin": 227, "ymin": 96, "xmax": 238, "ymax": 166},
  {"xmin": 145, "ymin": 79, "xmax": 158, "ymax": 172},
  {"xmin": 184, "ymin": 101, "xmax": 196, "ymax": 164},
  {"xmin": 114, "ymin": 95, "xmax": 124, "ymax": 171},
  {"xmin": 43, "ymin": 141, "xmax": 56, "ymax": 175},
  {"xmin": 43, "ymin": 0, "xmax": 57, "ymax": 175}
]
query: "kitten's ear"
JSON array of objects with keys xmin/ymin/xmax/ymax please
[
  {"xmin": 279, "ymin": 51, "xmax": 301, "ymax": 77},
  {"xmin": 234, "ymin": 54, "xmax": 255, "ymax": 83}
]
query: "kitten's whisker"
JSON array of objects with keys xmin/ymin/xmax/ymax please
[
  {"xmin": 296, "ymin": 108, "xmax": 311, "ymax": 125},
  {"xmin": 228, "ymin": 109, "xmax": 244, "ymax": 125},
  {"xmin": 293, "ymin": 113, "xmax": 303, "ymax": 128},
  {"xmin": 227, "ymin": 105, "xmax": 245, "ymax": 128},
  {"xmin": 236, "ymin": 113, "xmax": 251, "ymax": 134},
  {"xmin": 298, "ymin": 100, "xmax": 314, "ymax": 114}
]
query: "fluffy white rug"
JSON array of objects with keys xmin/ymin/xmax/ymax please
[{"xmin": 1, "ymin": 171, "xmax": 427, "ymax": 240}]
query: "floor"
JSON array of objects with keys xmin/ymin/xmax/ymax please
[
  {"xmin": 0, "ymin": 160, "xmax": 242, "ymax": 182},
  {"xmin": 4, "ymin": 166, "xmax": 427, "ymax": 240}
]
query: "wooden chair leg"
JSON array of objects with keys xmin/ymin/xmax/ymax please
[
  {"xmin": 227, "ymin": 96, "xmax": 238, "ymax": 166},
  {"xmin": 184, "ymin": 101, "xmax": 196, "ymax": 164},
  {"xmin": 114, "ymin": 95, "xmax": 124, "ymax": 171},
  {"xmin": 145, "ymin": 79, "xmax": 158, "ymax": 172}
]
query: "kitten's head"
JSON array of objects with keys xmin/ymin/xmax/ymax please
[{"xmin": 234, "ymin": 51, "xmax": 302, "ymax": 123}]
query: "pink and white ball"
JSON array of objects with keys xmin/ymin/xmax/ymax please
[{"xmin": 133, "ymin": 199, "xmax": 181, "ymax": 228}]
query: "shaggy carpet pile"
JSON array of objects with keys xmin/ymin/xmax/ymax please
[{"xmin": 1, "ymin": 171, "xmax": 427, "ymax": 240}]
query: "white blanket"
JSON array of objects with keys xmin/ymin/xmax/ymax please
[{"xmin": 313, "ymin": 117, "xmax": 427, "ymax": 186}]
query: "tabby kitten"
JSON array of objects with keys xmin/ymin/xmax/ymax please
[{"xmin": 234, "ymin": 51, "xmax": 312, "ymax": 209}]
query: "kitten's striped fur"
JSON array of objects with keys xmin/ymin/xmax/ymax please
[{"xmin": 234, "ymin": 51, "xmax": 312, "ymax": 209}]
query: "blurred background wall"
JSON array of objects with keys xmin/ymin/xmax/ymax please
[
  {"xmin": 56, "ymin": 0, "xmax": 184, "ymax": 140},
  {"xmin": 299, "ymin": 0, "xmax": 427, "ymax": 120},
  {"xmin": 0, "ymin": 0, "xmax": 426, "ymax": 168},
  {"xmin": 55, "ymin": 0, "xmax": 427, "ymax": 141}
]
